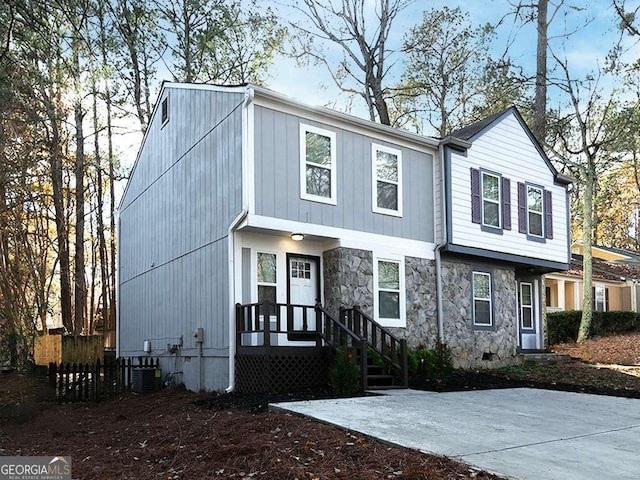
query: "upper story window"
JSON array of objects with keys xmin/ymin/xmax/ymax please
[
  {"xmin": 472, "ymin": 271, "xmax": 493, "ymax": 328},
  {"xmin": 374, "ymin": 258, "xmax": 405, "ymax": 327},
  {"xmin": 518, "ymin": 182, "xmax": 553, "ymax": 241},
  {"xmin": 482, "ymin": 172, "xmax": 501, "ymax": 228},
  {"xmin": 527, "ymin": 185, "xmax": 544, "ymax": 237},
  {"xmin": 300, "ymin": 124, "xmax": 337, "ymax": 205},
  {"xmin": 372, "ymin": 144, "xmax": 402, "ymax": 216},
  {"xmin": 470, "ymin": 168, "xmax": 511, "ymax": 233},
  {"xmin": 161, "ymin": 97, "xmax": 169, "ymax": 126},
  {"xmin": 257, "ymin": 252, "xmax": 277, "ymax": 305}
]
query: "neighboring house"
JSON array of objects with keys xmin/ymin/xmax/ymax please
[
  {"xmin": 117, "ymin": 83, "xmax": 572, "ymax": 392},
  {"xmin": 545, "ymin": 244, "xmax": 640, "ymax": 313}
]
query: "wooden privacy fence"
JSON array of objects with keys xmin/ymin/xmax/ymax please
[{"xmin": 47, "ymin": 357, "xmax": 159, "ymax": 402}]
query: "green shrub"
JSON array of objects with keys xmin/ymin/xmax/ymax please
[
  {"xmin": 413, "ymin": 343, "xmax": 453, "ymax": 383},
  {"xmin": 548, "ymin": 310, "xmax": 640, "ymax": 344},
  {"xmin": 329, "ymin": 348, "xmax": 360, "ymax": 396},
  {"xmin": 406, "ymin": 348, "xmax": 419, "ymax": 376}
]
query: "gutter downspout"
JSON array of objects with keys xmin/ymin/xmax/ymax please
[
  {"xmin": 226, "ymin": 208, "xmax": 248, "ymax": 393},
  {"xmin": 226, "ymin": 88, "xmax": 254, "ymax": 393},
  {"xmin": 435, "ymin": 142, "xmax": 447, "ymax": 344}
]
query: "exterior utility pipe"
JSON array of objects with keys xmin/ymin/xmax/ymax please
[
  {"xmin": 435, "ymin": 142, "xmax": 447, "ymax": 344},
  {"xmin": 226, "ymin": 209, "xmax": 248, "ymax": 393},
  {"xmin": 226, "ymin": 87, "xmax": 254, "ymax": 393}
]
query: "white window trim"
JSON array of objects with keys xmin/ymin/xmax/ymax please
[
  {"xmin": 371, "ymin": 143, "xmax": 403, "ymax": 217},
  {"xmin": 373, "ymin": 256, "xmax": 406, "ymax": 327},
  {"xmin": 472, "ymin": 271, "xmax": 493, "ymax": 327},
  {"xmin": 527, "ymin": 184, "xmax": 544, "ymax": 238},
  {"xmin": 300, "ymin": 124, "xmax": 337, "ymax": 205},
  {"xmin": 520, "ymin": 282, "xmax": 534, "ymax": 330},
  {"xmin": 481, "ymin": 171, "xmax": 501, "ymax": 228}
]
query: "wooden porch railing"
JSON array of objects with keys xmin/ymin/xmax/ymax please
[
  {"xmin": 340, "ymin": 306, "xmax": 408, "ymax": 388},
  {"xmin": 235, "ymin": 302, "xmax": 369, "ymax": 390}
]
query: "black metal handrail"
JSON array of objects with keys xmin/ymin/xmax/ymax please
[{"xmin": 340, "ymin": 306, "xmax": 408, "ymax": 388}]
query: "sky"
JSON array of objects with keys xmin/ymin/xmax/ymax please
[
  {"xmin": 116, "ymin": 0, "xmax": 639, "ymax": 174},
  {"xmin": 266, "ymin": 0, "xmax": 633, "ymax": 118}
]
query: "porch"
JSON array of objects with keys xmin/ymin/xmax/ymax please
[{"xmin": 234, "ymin": 302, "xmax": 408, "ymax": 393}]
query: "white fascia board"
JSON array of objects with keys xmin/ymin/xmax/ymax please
[{"xmin": 246, "ymin": 214, "xmax": 436, "ymax": 260}]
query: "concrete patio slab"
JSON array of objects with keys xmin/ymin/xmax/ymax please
[{"xmin": 271, "ymin": 388, "xmax": 640, "ymax": 479}]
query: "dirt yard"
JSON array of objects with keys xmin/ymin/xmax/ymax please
[{"xmin": 1, "ymin": 332, "xmax": 639, "ymax": 479}]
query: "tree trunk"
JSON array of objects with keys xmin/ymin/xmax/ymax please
[
  {"xmin": 73, "ymin": 43, "xmax": 87, "ymax": 336},
  {"xmin": 577, "ymin": 169, "xmax": 594, "ymax": 343},
  {"xmin": 39, "ymin": 63, "xmax": 73, "ymax": 333},
  {"xmin": 533, "ymin": 0, "xmax": 548, "ymax": 142}
]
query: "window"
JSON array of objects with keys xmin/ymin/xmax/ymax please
[
  {"xmin": 527, "ymin": 185, "xmax": 544, "ymax": 237},
  {"xmin": 482, "ymin": 172, "xmax": 501, "ymax": 228},
  {"xmin": 518, "ymin": 183, "xmax": 553, "ymax": 240},
  {"xmin": 290, "ymin": 259, "xmax": 311, "ymax": 279},
  {"xmin": 161, "ymin": 97, "xmax": 169, "ymax": 126},
  {"xmin": 372, "ymin": 144, "xmax": 402, "ymax": 216},
  {"xmin": 520, "ymin": 282, "xmax": 534, "ymax": 330},
  {"xmin": 257, "ymin": 252, "xmax": 276, "ymax": 305},
  {"xmin": 470, "ymin": 168, "xmax": 511, "ymax": 232},
  {"xmin": 300, "ymin": 124, "xmax": 337, "ymax": 204},
  {"xmin": 594, "ymin": 285, "xmax": 607, "ymax": 312},
  {"xmin": 375, "ymin": 258, "xmax": 405, "ymax": 327},
  {"xmin": 472, "ymin": 271, "xmax": 492, "ymax": 327}
]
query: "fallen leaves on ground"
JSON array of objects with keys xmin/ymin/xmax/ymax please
[
  {"xmin": 0, "ymin": 386, "xmax": 503, "ymax": 480},
  {"xmin": 551, "ymin": 331, "xmax": 640, "ymax": 365}
]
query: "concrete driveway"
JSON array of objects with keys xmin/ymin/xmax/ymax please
[{"xmin": 271, "ymin": 388, "xmax": 640, "ymax": 480}]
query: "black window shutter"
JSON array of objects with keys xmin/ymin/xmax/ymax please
[
  {"xmin": 502, "ymin": 177, "xmax": 511, "ymax": 230},
  {"xmin": 544, "ymin": 190, "xmax": 553, "ymax": 239},
  {"xmin": 517, "ymin": 182, "xmax": 527, "ymax": 233},
  {"xmin": 470, "ymin": 168, "xmax": 481, "ymax": 224}
]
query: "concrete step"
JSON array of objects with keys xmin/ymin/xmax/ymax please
[{"xmin": 520, "ymin": 352, "xmax": 572, "ymax": 365}]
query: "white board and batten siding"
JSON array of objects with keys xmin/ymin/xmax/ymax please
[
  {"xmin": 118, "ymin": 85, "xmax": 244, "ymax": 390},
  {"xmin": 449, "ymin": 112, "xmax": 569, "ymax": 266}
]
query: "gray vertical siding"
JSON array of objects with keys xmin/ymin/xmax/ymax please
[
  {"xmin": 254, "ymin": 106, "xmax": 435, "ymax": 242},
  {"xmin": 118, "ymin": 87, "xmax": 243, "ymax": 389}
]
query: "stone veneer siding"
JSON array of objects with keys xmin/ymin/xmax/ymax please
[
  {"xmin": 322, "ymin": 248, "xmax": 518, "ymax": 369},
  {"xmin": 387, "ymin": 256, "xmax": 438, "ymax": 348},
  {"xmin": 323, "ymin": 247, "xmax": 374, "ymax": 317},
  {"xmin": 441, "ymin": 260, "xmax": 517, "ymax": 369},
  {"xmin": 323, "ymin": 248, "xmax": 438, "ymax": 348}
]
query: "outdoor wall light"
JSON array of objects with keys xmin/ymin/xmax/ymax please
[{"xmin": 290, "ymin": 232, "xmax": 305, "ymax": 241}]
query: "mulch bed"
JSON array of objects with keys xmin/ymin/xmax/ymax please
[
  {"xmin": 2, "ymin": 332, "xmax": 640, "ymax": 479},
  {"xmin": 0, "ymin": 386, "xmax": 503, "ymax": 480}
]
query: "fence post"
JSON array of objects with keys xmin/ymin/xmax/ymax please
[
  {"xmin": 48, "ymin": 362, "xmax": 56, "ymax": 389},
  {"xmin": 236, "ymin": 303, "xmax": 242, "ymax": 348},
  {"xmin": 400, "ymin": 339, "xmax": 408, "ymax": 388},
  {"xmin": 360, "ymin": 338, "xmax": 368, "ymax": 392},
  {"xmin": 263, "ymin": 301, "xmax": 271, "ymax": 347},
  {"xmin": 58, "ymin": 363, "xmax": 65, "ymax": 400},
  {"xmin": 83, "ymin": 363, "xmax": 89, "ymax": 401},
  {"xmin": 315, "ymin": 303, "xmax": 323, "ymax": 347}
]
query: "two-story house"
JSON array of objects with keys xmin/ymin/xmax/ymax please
[{"xmin": 117, "ymin": 83, "xmax": 572, "ymax": 392}]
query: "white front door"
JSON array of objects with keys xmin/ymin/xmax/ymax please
[
  {"xmin": 288, "ymin": 255, "xmax": 319, "ymax": 332},
  {"xmin": 518, "ymin": 279, "xmax": 542, "ymax": 350}
]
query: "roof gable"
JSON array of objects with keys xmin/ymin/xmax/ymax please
[{"xmin": 450, "ymin": 107, "xmax": 572, "ymax": 186}]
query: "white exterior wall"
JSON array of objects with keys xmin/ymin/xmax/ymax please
[{"xmin": 449, "ymin": 113, "xmax": 569, "ymax": 265}]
